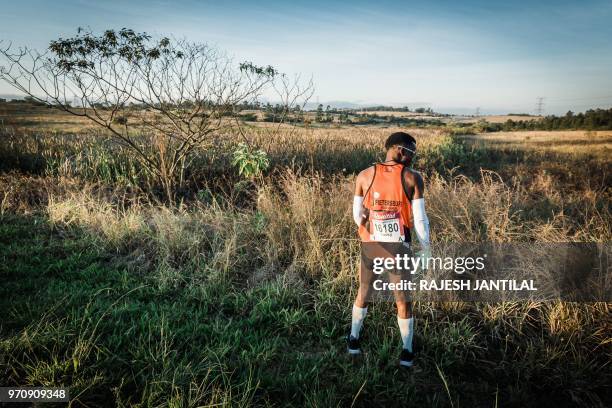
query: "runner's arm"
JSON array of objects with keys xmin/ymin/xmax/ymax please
[
  {"xmin": 353, "ymin": 170, "xmax": 368, "ymax": 226},
  {"xmin": 410, "ymin": 173, "xmax": 430, "ymax": 249}
]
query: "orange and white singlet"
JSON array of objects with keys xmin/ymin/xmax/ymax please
[{"xmin": 358, "ymin": 162, "xmax": 413, "ymax": 242}]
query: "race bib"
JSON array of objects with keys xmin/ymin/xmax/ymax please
[{"xmin": 370, "ymin": 211, "xmax": 404, "ymax": 242}]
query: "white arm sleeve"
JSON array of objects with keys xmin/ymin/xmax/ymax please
[
  {"xmin": 352, "ymin": 195, "xmax": 364, "ymax": 226},
  {"xmin": 411, "ymin": 198, "xmax": 430, "ymax": 249}
]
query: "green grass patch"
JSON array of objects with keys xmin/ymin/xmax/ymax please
[{"xmin": 1, "ymin": 211, "xmax": 610, "ymax": 407}]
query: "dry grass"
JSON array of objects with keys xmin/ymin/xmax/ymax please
[
  {"xmin": 353, "ymin": 112, "xmax": 536, "ymax": 124},
  {"xmin": 12, "ymin": 163, "xmax": 604, "ymax": 279},
  {"xmin": 0, "ymin": 104, "xmax": 102, "ymax": 131},
  {"xmin": 457, "ymin": 115, "xmax": 537, "ymax": 124},
  {"xmin": 44, "ymin": 183, "xmax": 260, "ymax": 284},
  {"xmin": 464, "ymin": 130, "xmax": 612, "ymax": 159}
]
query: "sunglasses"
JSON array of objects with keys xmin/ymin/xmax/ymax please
[{"xmin": 398, "ymin": 145, "xmax": 416, "ymax": 155}]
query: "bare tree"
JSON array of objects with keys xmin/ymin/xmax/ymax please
[{"xmin": 0, "ymin": 28, "xmax": 312, "ymax": 202}]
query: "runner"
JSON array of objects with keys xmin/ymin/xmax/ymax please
[{"xmin": 348, "ymin": 132, "xmax": 430, "ymax": 367}]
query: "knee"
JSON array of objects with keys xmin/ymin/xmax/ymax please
[
  {"xmin": 396, "ymin": 301, "xmax": 412, "ymax": 319},
  {"xmin": 355, "ymin": 285, "xmax": 371, "ymax": 307},
  {"xmin": 354, "ymin": 298, "xmax": 368, "ymax": 308}
]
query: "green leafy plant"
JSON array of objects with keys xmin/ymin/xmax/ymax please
[{"xmin": 232, "ymin": 142, "xmax": 270, "ymax": 179}]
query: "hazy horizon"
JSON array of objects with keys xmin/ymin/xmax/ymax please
[{"xmin": 2, "ymin": 0, "xmax": 612, "ymax": 115}]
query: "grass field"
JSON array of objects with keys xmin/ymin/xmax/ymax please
[
  {"xmin": 0, "ymin": 102, "xmax": 537, "ymax": 128},
  {"xmin": 0, "ymin": 107, "xmax": 611, "ymax": 407},
  {"xmin": 463, "ymin": 130, "xmax": 612, "ymax": 157},
  {"xmin": 354, "ymin": 111, "xmax": 536, "ymax": 124},
  {"xmin": 456, "ymin": 115, "xmax": 537, "ymax": 124}
]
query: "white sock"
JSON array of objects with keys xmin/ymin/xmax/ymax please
[
  {"xmin": 397, "ymin": 316, "xmax": 414, "ymax": 352},
  {"xmin": 350, "ymin": 305, "xmax": 368, "ymax": 339}
]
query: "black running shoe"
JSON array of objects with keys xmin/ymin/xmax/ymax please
[
  {"xmin": 347, "ymin": 334, "xmax": 361, "ymax": 355},
  {"xmin": 399, "ymin": 349, "xmax": 415, "ymax": 367}
]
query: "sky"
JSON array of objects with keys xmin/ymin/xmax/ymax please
[{"xmin": 1, "ymin": 0, "xmax": 611, "ymax": 115}]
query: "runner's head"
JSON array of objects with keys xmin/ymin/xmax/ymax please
[{"xmin": 385, "ymin": 132, "xmax": 416, "ymax": 165}]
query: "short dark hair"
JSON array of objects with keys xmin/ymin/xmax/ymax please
[{"xmin": 385, "ymin": 132, "xmax": 416, "ymax": 150}]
